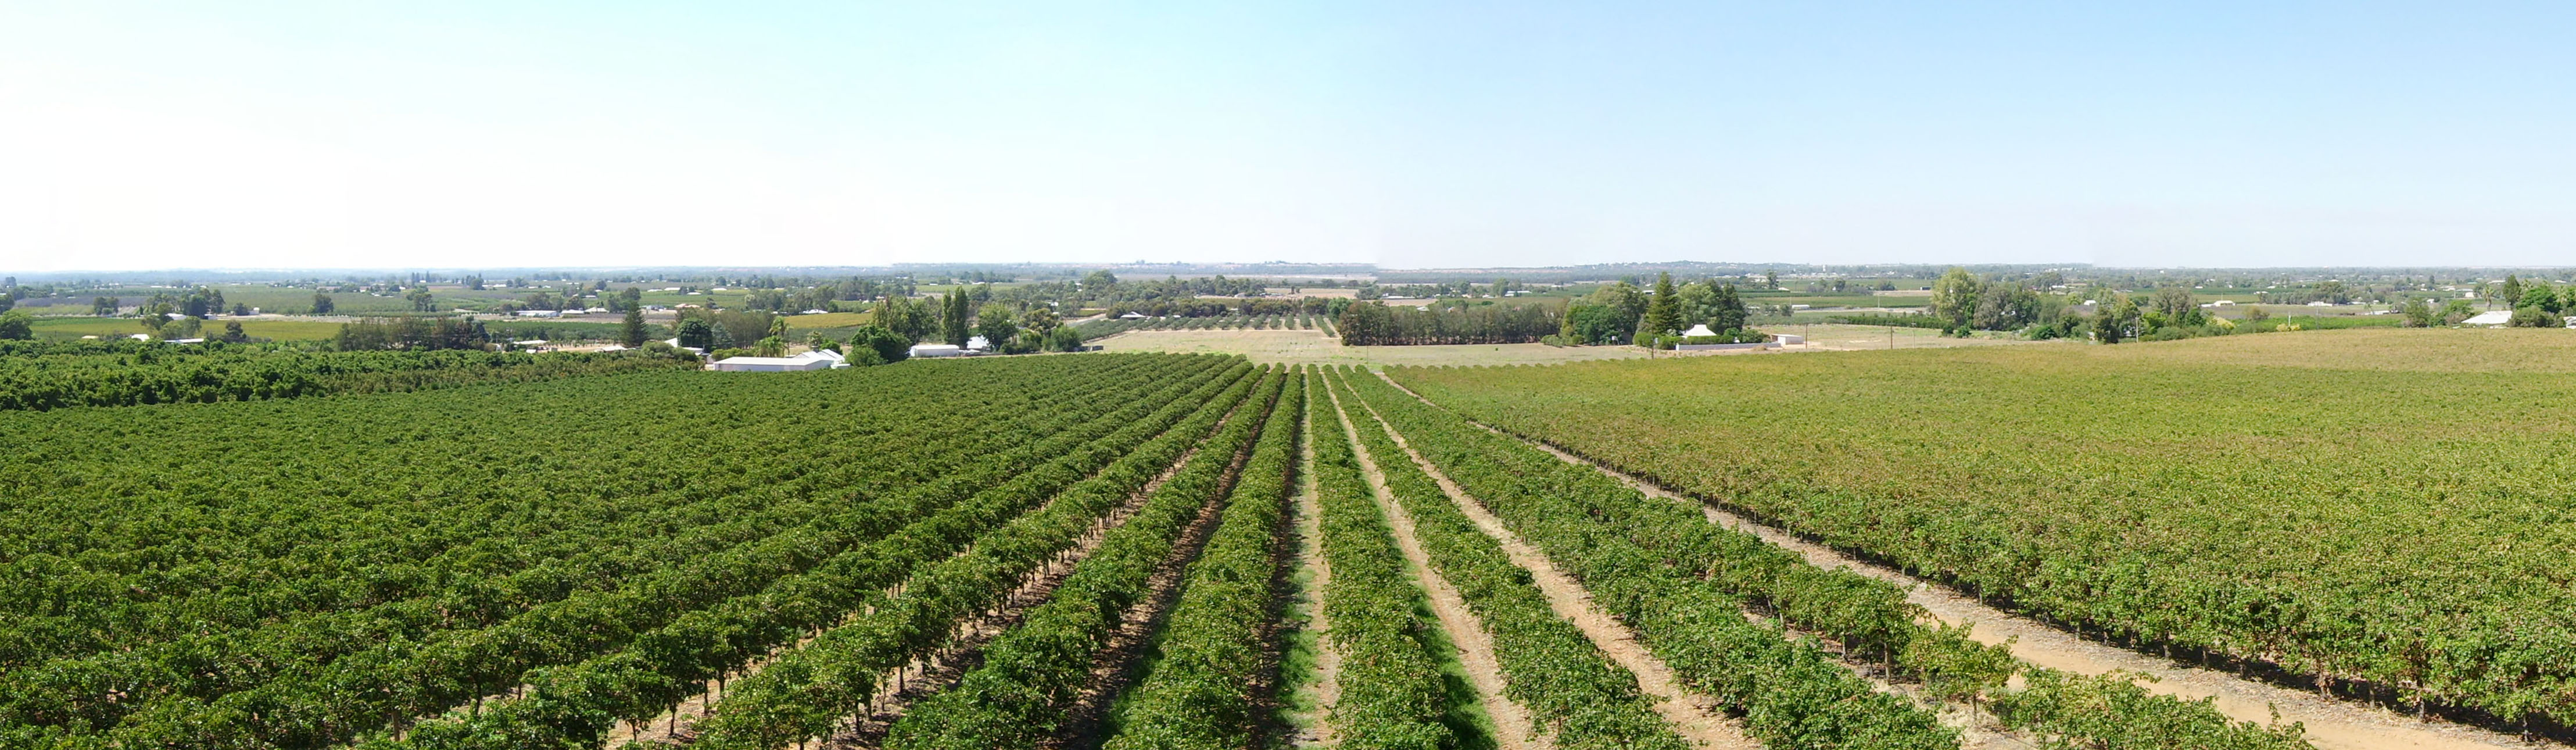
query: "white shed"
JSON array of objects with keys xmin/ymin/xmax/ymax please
[
  {"xmin": 909, "ymin": 344, "xmax": 965, "ymax": 358},
  {"xmin": 712, "ymin": 353, "xmax": 839, "ymax": 372}
]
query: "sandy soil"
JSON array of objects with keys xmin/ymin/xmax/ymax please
[
  {"xmin": 1325, "ymin": 387, "xmax": 1538, "ymax": 750},
  {"xmin": 1282, "ymin": 419, "xmax": 1341, "ymax": 747},
  {"xmin": 1410, "ymin": 377, "xmax": 2550, "ymax": 750},
  {"xmin": 1357, "ymin": 401, "xmax": 1758, "ymax": 750}
]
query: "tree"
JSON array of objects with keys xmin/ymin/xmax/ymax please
[
  {"xmin": 2149, "ymin": 285, "xmax": 2204, "ymax": 328},
  {"xmin": 676, "ymin": 317, "xmax": 715, "ymax": 351},
  {"xmin": 93, "ymin": 297, "xmax": 119, "ymax": 316},
  {"xmin": 942, "ymin": 292, "xmax": 971, "ymax": 347},
  {"xmin": 1931, "ymin": 267, "xmax": 1980, "ymax": 330},
  {"xmin": 850, "ymin": 324, "xmax": 909, "ymax": 363},
  {"xmin": 2519, "ymin": 283, "xmax": 2562, "ymax": 315},
  {"xmin": 1081, "ymin": 270, "xmax": 1120, "ymax": 299},
  {"xmin": 620, "ymin": 305, "xmax": 647, "ymax": 348},
  {"xmin": 2500, "ymin": 275, "xmax": 2524, "ymax": 309},
  {"xmin": 0, "ymin": 310, "xmax": 30, "ymax": 340},
  {"xmin": 1047, "ymin": 327, "xmax": 1084, "ymax": 352},
  {"xmin": 2400, "ymin": 298, "xmax": 2436, "ymax": 327},
  {"xmin": 976, "ymin": 303, "xmax": 1018, "ymax": 347},
  {"xmin": 311, "ymin": 292, "xmax": 336, "ymax": 316},
  {"xmin": 1640, "ymin": 272, "xmax": 1681, "ymax": 339},
  {"xmin": 2507, "ymin": 306, "xmax": 2561, "ymax": 328},
  {"xmin": 2093, "ymin": 294, "xmax": 2140, "ymax": 344},
  {"xmin": 1020, "ymin": 306, "xmax": 1060, "ymax": 337},
  {"xmin": 221, "ymin": 321, "xmax": 248, "ymax": 343},
  {"xmin": 407, "ymin": 288, "xmax": 437, "ymax": 312},
  {"xmin": 1764, "ymin": 269, "xmax": 1779, "ymax": 290},
  {"xmin": 1711, "ymin": 284, "xmax": 1747, "ymax": 332}
]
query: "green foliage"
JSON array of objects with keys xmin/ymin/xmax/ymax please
[
  {"xmin": 1101, "ymin": 372, "xmax": 1305, "ymax": 749},
  {"xmin": 848, "ymin": 324, "xmax": 911, "ymax": 363},
  {"xmin": 0, "ymin": 310, "xmax": 32, "ymax": 340},
  {"xmin": 1302, "ymin": 371, "xmax": 1454, "ymax": 750},
  {"xmin": 676, "ymin": 317, "xmax": 716, "ymax": 351},
  {"xmin": 0, "ymin": 354, "xmax": 1239, "ymax": 748},
  {"xmin": 0, "ymin": 340, "xmax": 694, "ymax": 410},
  {"xmin": 1335, "ymin": 302, "xmax": 1559, "ymax": 346},
  {"xmin": 1355, "ymin": 368, "xmax": 2308, "ymax": 749},
  {"xmin": 1332, "ymin": 370, "xmax": 1690, "ymax": 750},
  {"xmin": 2507, "ymin": 304, "xmax": 2562, "ymax": 328},
  {"xmin": 1393, "ymin": 336, "xmax": 2576, "ymax": 735},
  {"xmin": 886, "ymin": 368, "xmax": 1292, "ymax": 749},
  {"xmin": 1640, "ymin": 272, "xmax": 1682, "ymax": 338}
]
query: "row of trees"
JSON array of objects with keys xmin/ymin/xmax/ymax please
[{"xmin": 1335, "ymin": 301, "xmax": 1560, "ymax": 346}]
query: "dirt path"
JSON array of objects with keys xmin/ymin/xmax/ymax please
[
  {"xmin": 1047, "ymin": 390, "xmax": 1285, "ymax": 750},
  {"xmin": 1281, "ymin": 410, "xmax": 1341, "ymax": 747},
  {"xmin": 1377, "ymin": 374, "xmax": 2550, "ymax": 750},
  {"xmin": 1355, "ymin": 400, "xmax": 1760, "ymax": 750},
  {"xmin": 1326, "ymin": 388, "xmax": 1538, "ymax": 750}
]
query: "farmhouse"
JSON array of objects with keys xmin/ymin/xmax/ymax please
[{"xmin": 711, "ymin": 350, "xmax": 847, "ymax": 372}]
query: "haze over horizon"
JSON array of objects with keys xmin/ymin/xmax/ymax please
[{"xmin": 5, "ymin": 2, "xmax": 2571, "ymax": 273}]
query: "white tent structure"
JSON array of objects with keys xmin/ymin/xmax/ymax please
[
  {"xmin": 2462, "ymin": 310, "xmax": 2514, "ymax": 327},
  {"xmin": 1682, "ymin": 324, "xmax": 1718, "ymax": 337}
]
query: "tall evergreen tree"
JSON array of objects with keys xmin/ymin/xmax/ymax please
[
  {"xmin": 620, "ymin": 305, "xmax": 646, "ymax": 348},
  {"xmin": 942, "ymin": 291, "xmax": 971, "ymax": 346},
  {"xmin": 1642, "ymin": 272, "xmax": 1681, "ymax": 337},
  {"xmin": 1712, "ymin": 284, "xmax": 1747, "ymax": 331}
]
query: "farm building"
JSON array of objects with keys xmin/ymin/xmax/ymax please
[
  {"xmin": 515, "ymin": 309, "xmax": 563, "ymax": 318},
  {"xmin": 711, "ymin": 350, "xmax": 847, "ymax": 372},
  {"xmin": 909, "ymin": 343, "xmax": 965, "ymax": 358},
  {"xmin": 2462, "ymin": 310, "xmax": 2514, "ymax": 326}
]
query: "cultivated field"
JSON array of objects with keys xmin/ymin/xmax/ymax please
[
  {"xmin": 26, "ymin": 315, "xmax": 345, "ymax": 341},
  {"xmin": 2, "ymin": 334, "xmax": 2561, "ymax": 750},
  {"xmin": 1094, "ymin": 328, "xmax": 1654, "ymax": 367},
  {"xmin": 1392, "ymin": 327, "xmax": 2576, "ymax": 744}
]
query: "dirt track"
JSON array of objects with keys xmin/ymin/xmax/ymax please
[
  {"xmin": 1378, "ymin": 373, "xmax": 2550, "ymax": 750},
  {"xmin": 1357, "ymin": 397, "xmax": 1760, "ymax": 750},
  {"xmin": 1326, "ymin": 384, "xmax": 1537, "ymax": 750}
]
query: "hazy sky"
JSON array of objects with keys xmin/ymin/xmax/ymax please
[{"xmin": 3, "ymin": 1, "xmax": 2572, "ymax": 272}]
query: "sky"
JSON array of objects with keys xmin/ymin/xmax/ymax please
[{"xmin": 2, "ymin": 1, "xmax": 2571, "ymax": 272}]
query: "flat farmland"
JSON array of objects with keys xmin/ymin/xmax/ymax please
[{"xmin": 1389, "ymin": 327, "xmax": 2576, "ymax": 733}]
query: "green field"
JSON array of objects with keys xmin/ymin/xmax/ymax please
[
  {"xmin": 1391, "ymin": 327, "xmax": 2576, "ymax": 728},
  {"xmin": 27, "ymin": 316, "xmax": 345, "ymax": 341}
]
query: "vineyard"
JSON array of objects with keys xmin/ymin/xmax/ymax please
[
  {"xmin": 6, "ymin": 335, "xmax": 2552, "ymax": 749},
  {"xmin": 1074, "ymin": 313, "xmax": 1336, "ymax": 341},
  {"xmin": 1392, "ymin": 328, "xmax": 2576, "ymax": 743},
  {"xmin": 0, "ymin": 340, "xmax": 698, "ymax": 410}
]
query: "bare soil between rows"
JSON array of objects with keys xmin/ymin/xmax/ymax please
[{"xmin": 1372, "ymin": 373, "xmax": 2550, "ymax": 750}]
